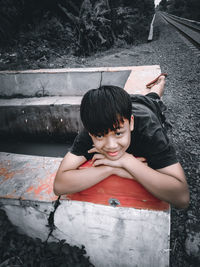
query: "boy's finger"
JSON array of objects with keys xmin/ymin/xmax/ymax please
[
  {"xmin": 93, "ymin": 159, "xmax": 105, "ymax": 166},
  {"xmin": 88, "ymin": 147, "xmax": 98, "ymax": 153},
  {"xmin": 92, "ymin": 153, "xmax": 105, "ymax": 162},
  {"xmin": 137, "ymin": 157, "xmax": 147, "ymax": 162}
]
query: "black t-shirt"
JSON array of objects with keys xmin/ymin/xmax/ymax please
[{"xmin": 70, "ymin": 95, "xmax": 178, "ymax": 170}]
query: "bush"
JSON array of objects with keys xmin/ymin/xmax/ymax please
[
  {"xmin": 58, "ymin": 0, "xmax": 114, "ymax": 56},
  {"xmin": 113, "ymin": 7, "xmax": 149, "ymax": 44},
  {"xmin": 0, "ymin": 0, "xmax": 22, "ymax": 43},
  {"xmin": 0, "ymin": 0, "xmax": 155, "ymax": 56}
]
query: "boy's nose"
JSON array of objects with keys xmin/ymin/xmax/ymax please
[{"xmin": 104, "ymin": 137, "xmax": 118, "ymax": 150}]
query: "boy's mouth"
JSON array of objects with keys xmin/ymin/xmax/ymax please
[{"xmin": 106, "ymin": 151, "xmax": 119, "ymax": 157}]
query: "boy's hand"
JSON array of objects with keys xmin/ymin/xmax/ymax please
[
  {"xmin": 88, "ymin": 148, "xmax": 133, "ymax": 179},
  {"xmin": 88, "ymin": 147, "xmax": 147, "ymax": 169},
  {"xmin": 91, "ymin": 152, "xmax": 130, "ymax": 168},
  {"xmin": 112, "ymin": 167, "xmax": 134, "ymax": 179},
  {"xmin": 88, "ymin": 146, "xmax": 123, "ymax": 167}
]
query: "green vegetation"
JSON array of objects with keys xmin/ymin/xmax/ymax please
[
  {"xmin": 158, "ymin": 0, "xmax": 200, "ymax": 21},
  {"xmin": 0, "ymin": 0, "xmax": 155, "ymax": 56}
]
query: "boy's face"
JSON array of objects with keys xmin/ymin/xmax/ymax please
[{"xmin": 89, "ymin": 116, "xmax": 134, "ymax": 161}]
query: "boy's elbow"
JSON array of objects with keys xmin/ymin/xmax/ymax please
[
  {"xmin": 175, "ymin": 189, "xmax": 190, "ymax": 209},
  {"xmin": 180, "ymin": 192, "xmax": 190, "ymax": 209},
  {"xmin": 53, "ymin": 172, "xmax": 66, "ymax": 196},
  {"xmin": 53, "ymin": 180, "xmax": 62, "ymax": 196},
  {"xmin": 53, "ymin": 181, "xmax": 70, "ymax": 196},
  {"xmin": 53, "ymin": 172, "xmax": 76, "ymax": 196},
  {"xmin": 53, "ymin": 182, "xmax": 77, "ymax": 195}
]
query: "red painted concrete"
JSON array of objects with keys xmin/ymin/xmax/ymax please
[
  {"xmin": 63, "ymin": 161, "xmax": 169, "ymax": 211},
  {"xmin": 0, "ymin": 154, "xmax": 169, "ymax": 210},
  {"xmin": 0, "ymin": 153, "xmax": 169, "ymax": 211},
  {"xmin": 0, "ymin": 166, "xmax": 24, "ymax": 184},
  {"xmin": 0, "ymin": 155, "xmax": 59, "ymax": 202},
  {"xmin": 25, "ymin": 172, "xmax": 57, "ymax": 201}
]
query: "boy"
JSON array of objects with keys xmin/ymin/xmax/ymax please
[{"xmin": 54, "ymin": 75, "xmax": 189, "ymax": 209}]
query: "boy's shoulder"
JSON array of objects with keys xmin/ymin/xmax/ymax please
[
  {"xmin": 130, "ymin": 94, "xmax": 160, "ymax": 115},
  {"xmin": 130, "ymin": 94, "xmax": 166, "ymax": 133}
]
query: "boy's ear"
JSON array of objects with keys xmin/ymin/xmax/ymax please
[{"xmin": 130, "ymin": 115, "xmax": 134, "ymax": 131}]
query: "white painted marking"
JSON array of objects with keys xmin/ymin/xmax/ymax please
[{"xmin": 148, "ymin": 14, "xmax": 156, "ymax": 41}]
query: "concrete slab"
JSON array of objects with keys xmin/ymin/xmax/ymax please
[
  {"xmin": 0, "ymin": 66, "xmax": 159, "ymax": 97},
  {"xmin": 0, "ymin": 68, "xmax": 131, "ymax": 97},
  {"xmin": 0, "ymin": 152, "xmax": 59, "ymax": 201},
  {"xmin": 0, "ymin": 99, "xmax": 83, "ymax": 139},
  {"xmin": 0, "ymin": 152, "xmax": 170, "ymax": 266},
  {"xmin": 0, "ymin": 98, "xmax": 28, "ymax": 106},
  {"xmin": 54, "ymin": 201, "xmax": 170, "ymax": 267},
  {"xmin": 124, "ymin": 65, "xmax": 160, "ymax": 94},
  {"xmin": 54, "ymin": 96, "xmax": 82, "ymax": 105},
  {"xmin": 1, "ymin": 202, "xmax": 54, "ymax": 241},
  {"xmin": 0, "ymin": 96, "xmax": 82, "ymax": 106},
  {"xmin": 0, "ymin": 153, "xmax": 58, "ymax": 240},
  {"xmin": 0, "ymin": 65, "xmax": 161, "ymax": 139}
]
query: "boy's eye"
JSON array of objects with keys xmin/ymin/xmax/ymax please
[
  {"xmin": 96, "ymin": 134, "xmax": 103, "ymax": 139},
  {"xmin": 115, "ymin": 132, "xmax": 123, "ymax": 136}
]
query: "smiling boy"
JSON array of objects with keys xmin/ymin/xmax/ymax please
[{"xmin": 54, "ymin": 76, "xmax": 189, "ymax": 209}]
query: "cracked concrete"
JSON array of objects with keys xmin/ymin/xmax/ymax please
[{"xmin": 0, "ymin": 151, "xmax": 170, "ymax": 266}]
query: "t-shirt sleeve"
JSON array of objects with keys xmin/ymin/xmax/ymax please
[
  {"xmin": 139, "ymin": 112, "xmax": 178, "ymax": 169},
  {"xmin": 70, "ymin": 130, "xmax": 94, "ymax": 160},
  {"xmin": 144, "ymin": 131, "xmax": 178, "ymax": 169}
]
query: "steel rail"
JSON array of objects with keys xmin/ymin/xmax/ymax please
[
  {"xmin": 159, "ymin": 12, "xmax": 200, "ymax": 48},
  {"xmin": 162, "ymin": 12, "xmax": 200, "ymax": 32}
]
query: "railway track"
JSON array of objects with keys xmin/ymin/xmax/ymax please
[{"xmin": 159, "ymin": 11, "xmax": 200, "ymax": 48}]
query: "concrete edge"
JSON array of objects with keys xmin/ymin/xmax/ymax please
[
  {"xmin": 0, "ymin": 96, "xmax": 82, "ymax": 106},
  {"xmin": 0, "ymin": 65, "xmax": 160, "ymax": 74},
  {"xmin": 148, "ymin": 14, "xmax": 156, "ymax": 41}
]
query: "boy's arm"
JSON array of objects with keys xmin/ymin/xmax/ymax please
[
  {"xmin": 53, "ymin": 152, "xmax": 133, "ymax": 195},
  {"xmin": 124, "ymin": 157, "xmax": 189, "ymax": 209},
  {"xmin": 93, "ymin": 152, "xmax": 190, "ymax": 209},
  {"xmin": 53, "ymin": 152, "xmax": 113, "ymax": 195}
]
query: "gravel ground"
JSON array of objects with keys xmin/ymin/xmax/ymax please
[{"xmin": 1, "ymin": 12, "xmax": 200, "ymax": 267}]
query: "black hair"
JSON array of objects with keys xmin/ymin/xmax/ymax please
[{"xmin": 80, "ymin": 85, "xmax": 132, "ymax": 136}]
